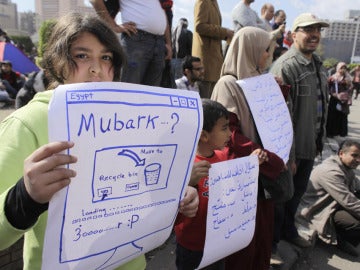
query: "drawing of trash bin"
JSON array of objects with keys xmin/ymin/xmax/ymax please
[{"xmin": 144, "ymin": 163, "xmax": 161, "ymax": 185}]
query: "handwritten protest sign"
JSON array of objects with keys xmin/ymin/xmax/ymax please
[
  {"xmin": 42, "ymin": 82, "xmax": 202, "ymax": 269},
  {"xmin": 237, "ymin": 73, "xmax": 293, "ymax": 163},
  {"xmin": 198, "ymin": 156, "xmax": 259, "ymax": 269}
]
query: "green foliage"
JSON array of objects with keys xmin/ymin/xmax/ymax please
[
  {"xmin": 37, "ymin": 19, "xmax": 57, "ymax": 67},
  {"xmin": 316, "ymin": 43, "xmax": 324, "ymax": 57},
  {"xmin": 348, "ymin": 63, "xmax": 359, "ymax": 71},
  {"xmin": 323, "ymin": 58, "xmax": 339, "ymax": 69},
  {"xmin": 8, "ymin": 35, "xmax": 34, "ymax": 54}
]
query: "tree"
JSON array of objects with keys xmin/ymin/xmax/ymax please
[
  {"xmin": 323, "ymin": 57, "xmax": 339, "ymax": 69},
  {"xmin": 36, "ymin": 19, "xmax": 57, "ymax": 67},
  {"xmin": 9, "ymin": 35, "xmax": 34, "ymax": 55}
]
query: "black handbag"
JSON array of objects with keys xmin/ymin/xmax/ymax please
[{"xmin": 103, "ymin": 0, "xmax": 120, "ymax": 19}]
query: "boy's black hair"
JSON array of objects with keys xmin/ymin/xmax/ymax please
[
  {"xmin": 338, "ymin": 140, "xmax": 360, "ymax": 154},
  {"xmin": 182, "ymin": 55, "xmax": 201, "ymax": 72},
  {"xmin": 202, "ymin": 99, "xmax": 229, "ymax": 132}
]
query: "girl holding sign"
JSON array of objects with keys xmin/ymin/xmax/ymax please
[
  {"xmin": 0, "ymin": 13, "xmax": 198, "ymax": 270},
  {"xmin": 211, "ymin": 27, "xmax": 286, "ymax": 270}
]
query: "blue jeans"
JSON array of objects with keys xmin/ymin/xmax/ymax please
[
  {"xmin": 120, "ymin": 30, "xmax": 165, "ymax": 86},
  {"xmin": 171, "ymin": 58, "xmax": 184, "ymax": 80},
  {"xmin": 0, "ymin": 90, "xmax": 12, "ymax": 104},
  {"xmin": 1, "ymin": 80, "xmax": 18, "ymax": 99}
]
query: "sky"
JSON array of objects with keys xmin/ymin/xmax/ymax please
[{"xmin": 12, "ymin": 0, "xmax": 360, "ymax": 31}]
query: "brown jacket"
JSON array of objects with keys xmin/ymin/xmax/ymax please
[{"xmin": 192, "ymin": 0, "xmax": 228, "ymax": 83}]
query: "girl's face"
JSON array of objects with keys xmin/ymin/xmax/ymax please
[
  {"xmin": 65, "ymin": 32, "xmax": 114, "ymax": 84},
  {"xmin": 257, "ymin": 49, "xmax": 271, "ymax": 72}
]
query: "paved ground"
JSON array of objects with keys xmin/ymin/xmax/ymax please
[{"xmin": 1, "ymin": 97, "xmax": 360, "ymax": 270}]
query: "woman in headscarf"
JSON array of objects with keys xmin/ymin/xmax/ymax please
[
  {"xmin": 211, "ymin": 26, "xmax": 285, "ymax": 270},
  {"xmin": 326, "ymin": 62, "xmax": 352, "ymax": 138}
]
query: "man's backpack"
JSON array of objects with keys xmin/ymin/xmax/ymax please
[{"xmin": 103, "ymin": 0, "xmax": 119, "ymax": 19}]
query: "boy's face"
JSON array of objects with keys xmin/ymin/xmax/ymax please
[
  {"xmin": 65, "ymin": 32, "xmax": 114, "ymax": 84},
  {"xmin": 205, "ymin": 116, "xmax": 231, "ymax": 151}
]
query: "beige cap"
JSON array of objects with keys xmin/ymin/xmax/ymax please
[{"xmin": 292, "ymin": 13, "xmax": 329, "ymax": 32}]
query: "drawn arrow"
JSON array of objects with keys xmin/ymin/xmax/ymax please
[{"xmin": 118, "ymin": 149, "xmax": 145, "ymax": 166}]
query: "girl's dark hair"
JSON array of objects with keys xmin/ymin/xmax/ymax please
[
  {"xmin": 43, "ymin": 13, "xmax": 126, "ymax": 88},
  {"xmin": 202, "ymin": 99, "xmax": 229, "ymax": 132}
]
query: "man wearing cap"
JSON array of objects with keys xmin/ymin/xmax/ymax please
[{"xmin": 270, "ymin": 13, "xmax": 329, "ymax": 248}]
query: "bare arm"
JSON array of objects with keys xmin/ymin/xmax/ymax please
[{"xmin": 90, "ymin": 0, "xmax": 137, "ymax": 35}]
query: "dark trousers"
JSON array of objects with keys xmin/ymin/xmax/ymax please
[
  {"xmin": 225, "ymin": 200, "xmax": 274, "ymax": 270},
  {"xmin": 333, "ymin": 209, "xmax": 360, "ymax": 246},
  {"xmin": 198, "ymin": 81, "xmax": 216, "ymax": 99},
  {"xmin": 274, "ymin": 159, "xmax": 314, "ymax": 242},
  {"xmin": 176, "ymin": 243, "xmax": 225, "ymax": 270}
]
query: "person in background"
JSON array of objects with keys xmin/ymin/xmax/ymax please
[
  {"xmin": 175, "ymin": 56, "xmax": 204, "ymax": 92},
  {"xmin": 212, "ymin": 26, "xmax": 286, "ymax": 270},
  {"xmin": 270, "ymin": 13, "xmax": 329, "ymax": 251},
  {"xmin": 260, "ymin": 3, "xmax": 275, "ymax": 31},
  {"xmin": 326, "ymin": 62, "xmax": 352, "ymax": 138},
  {"xmin": 272, "ymin": 9, "xmax": 287, "ymax": 47},
  {"xmin": 193, "ymin": 0, "xmax": 234, "ymax": 98},
  {"xmin": 159, "ymin": 0, "xmax": 176, "ymax": 89},
  {"xmin": 282, "ymin": 30, "xmax": 293, "ymax": 48},
  {"xmin": 15, "ymin": 69, "xmax": 49, "ymax": 109},
  {"xmin": 350, "ymin": 65, "xmax": 360, "ymax": 99},
  {"xmin": 272, "ymin": 46, "xmax": 288, "ymax": 62},
  {"xmin": 90, "ymin": 0, "xmax": 172, "ymax": 87},
  {"xmin": 0, "ymin": 13, "xmax": 198, "ymax": 270},
  {"xmin": 232, "ymin": 0, "xmax": 266, "ymax": 32},
  {"xmin": 0, "ymin": 29, "xmax": 11, "ymax": 43},
  {"xmin": 172, "ymin": 18, "xmax": 193, "ymax": 80},
  {"xmin": 0, "ymin": 60, "xmax": 26, "ymax": 99},
  {"xmin": 296, "ymin": 140, "xmax": 360, "ymax": 257}
]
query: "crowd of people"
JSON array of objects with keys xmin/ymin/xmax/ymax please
[{"xmin": 0, "ymin": 1, "xmax": 360, "ymax": 270}]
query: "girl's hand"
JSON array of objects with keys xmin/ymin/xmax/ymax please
[
  {"xmin": 251, "ymin": 148, "xmax": 269, "ymax": 165},
  {"xmin": 274, "ymin": 76, "xmax": 283, "ymax": 85},
  {"xmin": 23, "ymin": 141, "xmax": 77, "ymax": 204}
]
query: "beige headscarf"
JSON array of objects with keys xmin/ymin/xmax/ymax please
[
  {"xmin": 212, "ymin": 27, "xmax": 273, "ymax": 143},
  {"xmin": 221, "ymin": 26, "xmax": 273, "ymax": 79}
]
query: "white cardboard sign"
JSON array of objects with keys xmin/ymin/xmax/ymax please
[
  {"xmin": 237, "ymin": 73, "xmax": 293, "ymax": 163},
  {"xmin": 42, "ymin": 82, "xmax": 202, "ymax": 270}
]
